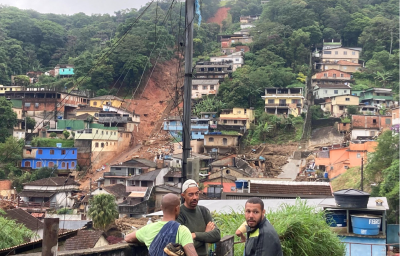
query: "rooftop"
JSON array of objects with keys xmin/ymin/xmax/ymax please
[
  {"xmin": 192, "ymin": 80, "xmax": 220, "ymax": 85},
  {"xmin": 102, "ymin": 184, "xmax": 129, "ymax": 198},
  {"xmin": 315, "ymin": 84, "xmax": 351, "ymax": 89},
  {"xmin": 128, "ymin": 169, "xmax": 162, "ymax": 181},
  {"xmin": 90, "ymin": 95, "xmax": 123, "ymax": 101},
  {"xmin": 249, "ymin": 180, "xmax": 333, "ymax": 196},
  {"xmin": 111, "ymin": 159, "xmax": 157, "ymax": 169},
  {"xmin": 4, "ymin": 208, "xmax": 44, "ymax": 231},
  {"xmin": 23, "ymin": 177, "xmax": 78, "ymax": 187},
  {"xmin": 64, "ymin": 230, "xmax": 106, "ymax": 251},
  {"xmin": 164, "ymin": 171, "xmax": 182, "ymax": 178}
]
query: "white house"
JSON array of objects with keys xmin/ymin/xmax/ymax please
[
  {"xmin": 192, "ymin": 80, "xmax": 220, "ymax": 99},
  {"xmin": 313, "ymin": 84, "xmax": 352, "ymax": 99},
  {"xmin": 209, "ymin": 53, "xmax": 244, "ymax": 71}
]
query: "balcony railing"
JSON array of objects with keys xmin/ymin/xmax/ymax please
[
  {"xmin": 265, "ymin": 103, "xmax": 290, "ymax": 107},
  {"xmin": 19, "ymin": 201, "xmax": 57, "ymax": 208},
  {"xmin": 104, "ymin": 172, "xmax": 132, "ymax": 177}
]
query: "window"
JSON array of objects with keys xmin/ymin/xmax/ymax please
[
  {"xmin": 95, "ymin": 142, "xmax": 99, "ymax": 147},
  {"xmin": 357, "ymin": 153, "xmax": 361, "ymax": 158},
  {"xmin": 344, "ymin": 90, "xmax": 347, "ymax": 93},
  {"xmin": 110, "ymin": 179, "xmax": 117, "ymax": 185},
  {"xmin": 330, "ymin": 166, "xmax": 334, "ymax": 170},
  {"xmin": 343, "ymin": 51, "xmax": 347, "ymax": 55},
  {"xmin": 323, "ymin": 51, "xmax": 331, "ymax": 54},
  {"xmin": 345, "ymin": 98, "xmax": 350, "ymax": 101},
  {"xmin": 223, "ymin": 138, "xmax": 228, "ymax": 145},
  {"xmin": 61, "ymin": 162, "xmax": 66, "ymax": 168},
  {"xmin": 168, "ymin": 177, "xmax": 174, "ymax": 182},
  {"xmin": 373, "ymin": 119, "xmax": 377, "ymax": 124},
  {"xmin": 371, "ymin": 131, "xmax": 376, "ymax": 136},
  {"xmin": 26, "ymin": 149, "xmax": 31, "ymax": 155},
  {"xmin": 72, "ymin": 150, "xmax": 75, "ymax": 154},
  {"xmin": 268, "ymin": 99, "xmax": 274, "ymax": 104},
  {"xmin": 385, "ymin": 118, "xmax": 391, "ymax": 124},
  {"xmin": 223, "ymin": 120, "xmax": 227, "ymax": 124},
  {"xmin": 106, "ymin": 131, "xmax": 108, "ymax": 135},
  {"xmin": 102, "ymin": 131, "xmax": 104, "ymax": 135},
  {"xmin": 333, "ymin": 74, "xmax": 336, "ymax": 78},
  {"xmin": 234, "ymin": 120, "xmax": 238, "ymax": 124},
  {"xmin": 334, "ymin": 90, "xmax": 338, "ymax": 94},
  {"xmin": 50, "ymin": 149, "xmax": 54, "ymax": 155},
  {"xmin": 25, "ymin": 161, "xmax": 31, "ymax": 167},
  {"xmin": 93, "ymin": 101, "xmax": 97, "ymax": 106},
  {"xmin": 340, "ymin": 74, "xmax": 344, "ymax": 77},
  {"xmin": 323, "ymin": 73, "xmax": 327, "ymax": 77},
  {"xmin": 210, "ymin": 85, "xmax": 214, "ymax": 90},
  {"xmin": 352, "ymin": 51, "xmax": 356, "ymax": 55},
  {"xmin": 292, "ymin": 99, "xmax": 297, "ymax": 104},
  {"xmin": 203, "ymin": 85, "xmax": 207, "ymax": 90},
  {"xmin": 335, "ymin": 51, "xmax": 338, "ymax": 55},
  {"xmin": 101, "ymin": 143, "xmax": 105, "ymax": 148},
  {"xmin": 36, "ymin": 162, "xmax": 42, "ymax": 168},
  {"xmin": 193, "ymin": 85, "xmax": 198, "ymax": 90},
  {"xmin": 71, "ymin": 162, "xmax": 75, "ymax": 168},
  {"xmin": 344, "ymin": 166, "xmax": 349, "ymax": 169},
  {"xmin": 48, "ymin": 162, "xmax": 54, "ymax": 167},
  {"xmin": 61, "ymin": 149, "xmax": 66, "ymax": 155},
  {"xmin": 339, "ymin": 106, "xmax": 344, "ymax": 110}
]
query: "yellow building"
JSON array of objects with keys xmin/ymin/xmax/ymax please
[
  {"xmin": 219, "ymin": 108, "xmax": 255, "ymax": 129},
  {"xmin": 0, "ymin": 85, "xmax": 23, "ymax": 95},
  {"xmin": 262, "ymin": 87, "xmax": 304, "ymax": 117},
  {"xmin": 320, "ymin": 95, "xmax": 359, "ymax": 117},
  {"xmin": 90, "ymin": 95, "xmax": 124, "ymax": 108},
  {"xmin": 75, "ymin": 106, "xmax": 102, "ymax": 117}
]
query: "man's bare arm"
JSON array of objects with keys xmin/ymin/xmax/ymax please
[
  {"xmin": 124, "ymin": 231, "xmax": 139, "ymax": 243},
  {"xmin": 183, "ymin": 243, "xmax": 198, "ymax": 256}
]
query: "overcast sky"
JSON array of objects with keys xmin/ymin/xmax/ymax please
[{"xmin": 0, "ymin": 0, "xmax": 152, "ymax": 15}]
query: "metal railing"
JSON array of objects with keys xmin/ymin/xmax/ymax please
[
  {"xmin": 19, "ymin": 201, "xmax": 57, "ymax": 208},
  {"xmin": 343, "ymin": 242, "xmax": 399, "ymax": 256}
]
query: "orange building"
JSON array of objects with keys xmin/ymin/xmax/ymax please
[{"xmin": 315, "ymin": 141, "xmax": 378, "ymax": 179}]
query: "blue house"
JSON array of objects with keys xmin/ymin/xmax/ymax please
[
  {"xmin": 22, "ymin": 147, "xmax": 78, "ymax": 170},
  {"xmin": 163, "ymin": 117, "xmax": 209, "ymax": 140}
]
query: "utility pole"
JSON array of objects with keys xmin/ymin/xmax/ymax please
[
  {"xmin": 360, "ymin": 157, "xmax": 364, "ymax": 191},
  {"xmin": 182, "ymin": 0, "xmax": 195, "ymax": 185},
  {"xmin": 42, "ymin": 218, "xmax": 59, "ymax": 256}
]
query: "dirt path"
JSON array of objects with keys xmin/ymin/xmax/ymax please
[{"xmin": 207, "ymin": 7, "xmax": 230, "ymax": 26}]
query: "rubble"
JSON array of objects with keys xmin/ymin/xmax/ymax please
[{"xmin": 115, "ymin": 216, "xmax": 160, "ymax": 234}]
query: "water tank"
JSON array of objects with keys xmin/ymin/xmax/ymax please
[
  {"xmin": 235, "ymin": 180, "xmax": 248, "ymax": 189},
  {"xmin": 56, "ymin": 143, "xmax": 62, "ymax": 148},
  {"xmin": 326, "ymin": 211, "xmax": 347, "ymax": 227},
  {"xmin": 351, "ymin": 214, "xmax": 381, "ymax": 235},
  {"xmin": 324, "ymin": 172, "xmax": 329, "ymax": 179},
  {"xmin": 333, "ymin": 189, "xmax": 370, "ymax": 208}
]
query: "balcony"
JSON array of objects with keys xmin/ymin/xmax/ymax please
[
  {"xmin": 19, "ymin": 201, "xmax": 57, "ymax": 208},
  {"xmin": 104, "ymin": 172, "xmax": 130, "ymax": 177},
  {"xmin": 265, "ymin": 103, "xmax": 290, "ymax": 107}
]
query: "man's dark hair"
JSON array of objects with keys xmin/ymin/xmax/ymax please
[{"xmin": 246, "ymin": 197, "xmax": 264, "ymax": 211}]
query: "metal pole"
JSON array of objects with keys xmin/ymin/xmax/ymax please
[
  {"xmin": 360, "ymin": 157, "xmax": 364, "ymax": 191},
  {"xmin": 182, "ymin": 0, "xmax": 195, "ymax": 185},
  {"xmin": 42, "ymin": 218, "xmax": 59, "ymax": 256}
]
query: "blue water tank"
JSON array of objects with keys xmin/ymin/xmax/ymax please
[
  {"xmin": 326, "ymin": 212, "xmax": 347, "ymax": 227},
  {"xmin": 351, "ymin": 214, "xmax": 381, "ymax": 235},
  {"xmin": 56, "ymin": 143, "xmax": 62, "ymax": 148},
  {"xmin": 324, "ymin": 172, "xmax": 329, "ymax": 178},
  {"xmin": 235, "ymin": 180, "xmax": 248, "ymax": 189}
]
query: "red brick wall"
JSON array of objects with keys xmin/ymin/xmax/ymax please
[
  {"xmin": 352, "ymin": 115, "xmax": 392, "ymax": 129},
  {"xmin": 315, "ymin": 69, "xmax": 351, "ymax": 79}
]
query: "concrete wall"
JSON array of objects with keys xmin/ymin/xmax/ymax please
[
  {"xmin": 204, "ymin": 135, "xmax": 239, "ymax": 147},
  {"xmin": 342, "ymin": 236, "xmax": 386, "ymax": 256},
  {"xmin": 314, "ymin": 88, "xmax": 351, "ymax": 99},
  {"xmin": 322, "ymin": 48, "xmax": 360, "ymax": 61},
  {"xmin": 351, "ymin": 129, "xmax": 379, "ymax": 139},
  {"xmin": 173, "ymin": 140, "xmax": 203, "ymax": 154}
]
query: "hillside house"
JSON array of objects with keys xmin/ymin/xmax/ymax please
[
  {"xmin": 218, "ymin": 34, "xmax": 253, "ymax": 48},
  {"xmin": 262, "ymin": 87, "xmax": 304, "ymax": 116},
  {"xmin": 192, "ymin": 80, "xmax": 220, "ymax": 99},
  {"xmin": 315, "ymin": 141, "xmax": 377, "ymax": 179},
  {"xmin": 5, "ymin": 88, "xmax": 90, "ymax": 120},
  {"xmin": 163, "ymin": 116, "xmax": 209, "ymax": 140},
  {"xmin": 320, "ymin": 95, "xmax": 359, "ymax": 117},
  {"xmin": 311, "ymin": 69, "xmax": 353, "ymax": 87},
  {"xmin": 10, "ymin": 99, "xmax": 25, "ymax": 139},
  {"xmin": 392, "ymin": 107, "xmax": 399, "ymax": 133},
  {"xmin": 200, "ymin": 112, "xmax": 218, "ymax": 130},
  {"xmin": 219, "ymin": 108, "xmax": 255, "ymax": 130},
  {"xmin": 54, "ymin": 64, "xmax": 74, "ymax": 77},
  {"xmin": 321, "ymin": 47, "xmax": 361, "ymax": 63},
  {"xmin": 313, "ymin": 84, "xmax": 352, "ymax": 99},
  {"xmin": 0, "ymin": 85, "xmax": 23, "ymax": 95},
  {"xmin": 320, "ymin": 60, "xmax": 362, "ymax": 73},
  {"xmin": 195, "ymin": 62, "xmax": 232, "ymax": 81},
  {"xmin": 209, "ymin": 53, "xmax": 244, "ymax": 71},
  {"xmin": 351, "ymin": 115, "xmax": 392, "ymax": 139},
  {"xmin": 91, "ymin": 184, "xmax": 129, "ymax": 204},
  {"xmin": 75, "ymin": 106, "xmax": 102, "ymax": 117},
  {"xmin": 18, "ymin": 177, "xmax": 79, "ymax": 211},
  {"xmin": 0, "ymin": 180, "xmax": 16, "ymax": 199},
  {"xmin": 101, "ymin": 159, "xmax": 157, "ymax": 186},
  {"xmin": 358, "ymin": 88, "xmax": 395, "ymax": 108},
  {"xmin": 21, "ymin": 146, "xmax": 77, "ymax": 170},
  {"xmin": 90, "ymin": 95, "xmax": 124, "ymax": 108},
  {"xmin": 204, "ymin": 133, "xmax": 241, "ymax": 154}
]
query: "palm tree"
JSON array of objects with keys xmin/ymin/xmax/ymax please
[
  {"xmin": 374, "ymin": 71, "xmax": 393, "ymax": 88},
  {"xmin": 88, "ymin": 194, "xmax": 119, "ymax": 230}
]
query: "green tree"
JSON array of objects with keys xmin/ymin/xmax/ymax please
[
  {"xmin": 0, "ymin": 209, "xmax": 38, "ymax": 249},
  {"xmin": 63, "ymin": 130, "xmax": 70, "ymax": 139},
  {"xmin": 30, "ymin": 167, "xmax": 58, "ymax": 181},
  {"xmin": 0, "ymin": 98, "xmax": 18, "ymax": 143},
  {"xmin": 25, "ymin": 117, "xmax": 36, "ymax": 130},
  {"xmin": 193, "ymin": 97, "xmax": 226, "ymax": 117},
  {"xmin": 13, "ymin": 75, "xmax": 30, "ymax": 86},
  {"xmin": 88, "ymin": 194, "xmax": 119, "ymax": 230},
  {"xmin": 346, "ymin": 105, "xmax": 359, "ymax": 116}
]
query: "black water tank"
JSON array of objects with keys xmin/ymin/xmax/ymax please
[{"xmin": 333, "ymin": 189, "xmax": 370, "ymax": 208}]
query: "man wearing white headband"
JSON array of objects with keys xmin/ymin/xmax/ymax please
[{"xmin": 176, "ymin": 179, "xmax": 221, "ymax": 256}]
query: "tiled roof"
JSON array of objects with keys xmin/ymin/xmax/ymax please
[
  {"xmin": 23, "ymin": 177, "xmax": 78, "ymax": 187},
  {"xmin": 4, "ymin": 208, "xmax": 44, "ymax": 231},
  {"xmin": 164, "ymin": 171, "xmax": 182, "ymax": 178},
  {"xmin": 111, "ymin": 159, "xmax": 156, "ymax": 168},
  {"xmin": 18, "ymin": 190, "xmax": 56, "ymax": 198},
  {"xmin": 64, "ymin": 230, "xmax": 106, "ymax": 250},
  {"xmin": 0, "ymin": 180, "xmax": 12, "ymax": 190},
  {"xmin": 249, "ymin": 181, "xmax": 332, "ymax": 196},
  {"xmin": 103, "ymin": 184, "xmax": 129, "ymax": 198},
  {"xmin": 75, "ymin": 113, "xmax": 97, "ymax": 120},
  {"xmin": 76, "ymin": 106, "xmax": 102, "ymax": 112}
]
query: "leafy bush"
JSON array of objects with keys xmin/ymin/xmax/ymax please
[
  {"xmin": 63, "ymin": 130, "xmax": 70, "ymax": 139},
  {"xmin": 57, "ymin": 208, "xmax": 73, "ymax": 214},
  {"xmin": 31, "ymin": 137, "xmax": 74, "ymax": 147},
  {"xmin": 49, "ymin": 132, "xmax": 57, "ymax": 138}
]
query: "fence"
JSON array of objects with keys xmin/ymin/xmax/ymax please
[{"xmin": 343, "ymin": 242, "xmax": 399, "ymax": 256}]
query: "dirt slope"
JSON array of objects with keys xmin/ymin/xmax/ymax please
[{"xmin": 207, "ymin": 7, "xmax": 230, "ymax": 26}]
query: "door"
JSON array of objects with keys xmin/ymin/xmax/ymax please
[
  {"xmin": 279, "ymin": 99, "xmax": 286, "ymax": 106},
  {"xmin": 66, "ymin": 163, "xmax": 69, "ymax": 169}
]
